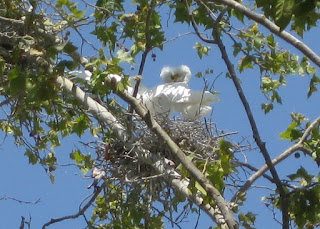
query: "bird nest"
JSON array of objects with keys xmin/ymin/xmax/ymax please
[
  {"xmin": 91, "ymin": 118, "xmax": 232, "ymax": 182},
  {"xmin": 84, "ymin": 118, "xmax": 238, "ymax": 224}
]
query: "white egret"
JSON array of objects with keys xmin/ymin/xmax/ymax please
[
  {"xmin": 66, "ymin": 66, "xmax": 218, "ymax": 120},
  {"xmin": 145, "ymin": 65, "xmax": 218, "ymax": 120}
]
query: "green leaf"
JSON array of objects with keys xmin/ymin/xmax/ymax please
[
  {"xmin": 261, "ymin": 103, "xmax": 274, "ymax": 114},
  {"xmin": 24, "ymin": 149, "xmax": 38, "ymax": 165},
  {"xmin": 287, "ymin": 167, "xmax": 313, "ymax": 184},
  {"xmin": 230, "ymin": 8, "xmax": 244, "ymax": 23},
  {"xmin": 279, "ymin": 122, "xmax": 301, "ymax": 141},
  {"xmin": 195, "ymin": 181, "xmax": 207, "ymax": 196},
  {"xmin": 174, "ymin": 1, "xmax": 190, "ymax": 23},
  {"xmin": 49, "ymin": 174, "xmax": 55, "ymax": 184},
  {"xmin": 239, "ymin": 212, "xmax": 257, "ymax": 229},
  {"xmin": 70, "ymin": 149, "xmax": 84, "ymax": 164},
  {"xmin": 116, "ymin": 49, "xmax": 134, "ymax": 63},
  {"xmin": 193, "ymin": 42, "xmax": 211, "ymax": 59},
  {"xmin": 8, "ymin": 66, "xmax": 20, "ymax": 80},
  {"xmin": 72, "ymin": 114, "xmax": 89, "ymax": 137},
  {"xmin": 239, "ymin": 56, "xmax": 254, "ymax": 72},
  {"xmin": 233, "ymin": 43, "xmax": 242, "ymax": 57},
  {"xmin": 275, "ymin": 0, "xmax": 294, "ymax": 30},
  {"xmin": 9, "ymin": 73, "xmax": 26, "ymax": 96},
  {"xmin": 307, "ymin": 75, "xmax": 320, "ymax": 97}
]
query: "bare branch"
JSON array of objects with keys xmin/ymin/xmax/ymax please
[
  {"xmin": 42, "ymin": 184, "xmax": 104, "ymax": 229},
  {"xmin": 233, "ymin": 116, "xmax": 320, "ymax": 202},
  {"xmin": 55, "ymin": 76, "xmax": 128, "ymax": 143},
  {"xmin": 0, "ymin": 196, "xmax": 40, "ymax": 204},
  {"xmin": 210, "ymin": 0, "xmax": 320, "ymax": 68}
]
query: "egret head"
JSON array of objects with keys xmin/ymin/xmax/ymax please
[{"xmin": 160, "ymin": 65, "xmax": 191, "ymax": 84}]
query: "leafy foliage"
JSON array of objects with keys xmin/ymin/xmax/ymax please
[
  {"xmin": 1, "ymin": 0, "xmax": 320, "ymax": 228},
  {"xmin": 256, "ymin": 0, "xmax": 320, "ymax": 36}
]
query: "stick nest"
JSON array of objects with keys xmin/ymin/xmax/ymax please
[{"xmin": 93, "ymin": 118, "xmax": 231, "ymax": 182}]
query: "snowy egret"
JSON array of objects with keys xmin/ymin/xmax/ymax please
[
  {"xmin": 145, "ymin": 65, "xmax": 218, "ymax": 120},
  {"xmin": 66, "ymin": 67, "xmax": 218, "ymax": 120}
]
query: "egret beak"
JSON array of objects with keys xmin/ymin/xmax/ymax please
[{"xmin": 171, "ymin": 73, "xmax": 181, "ymax": 82}]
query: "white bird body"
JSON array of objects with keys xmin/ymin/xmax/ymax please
[
  {"xmin": 67, "ymin": 66, "xmax": 218, "ymax": 120},
  {"xmin": 68, "ymin": 70, "xmax": 92, "ymax": 81},
  {"xmin": 145, "ymin": 82, "xmax": 218, "ymax": 119}
]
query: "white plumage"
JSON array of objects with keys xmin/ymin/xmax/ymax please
[
  {"xmin": 67, "ymin": 66, "xmax": 218, "ymax": 120},
  {"xmin": 145, "ymin": 65, "xmax": 218, "ymax": 119},
  {"xmin": 160, "ymin": 65, "xmax": 191, "ymax": 84},
  {"xmin": 67, "ymin": 70, "xmax": 92, "ymax": 81}
]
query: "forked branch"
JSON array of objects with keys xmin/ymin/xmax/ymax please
[{"xmin": 232, "ymin": 116, "xmax": 320, "ymax": 202}]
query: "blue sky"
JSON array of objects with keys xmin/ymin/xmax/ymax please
[{"xmin": 1, "ymin": 1, "xmax": 320, "ymax": 228}]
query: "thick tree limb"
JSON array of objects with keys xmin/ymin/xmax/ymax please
[
  {"xmin": 210, "ymin": 0, "xmax": 320, "ymax": 68},
  {"xmin": 55, "ymin": 76, "xmax": 128, "ymax": 143},
  {"xmin": 232, "ymin": 116, "xmax": 320, "ymax": 202}
]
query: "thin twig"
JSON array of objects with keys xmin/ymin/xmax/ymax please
[
  {"xmin": 130, "ymin": 0, "xmax": 156, "ymax": 117},
  {"xmin": 184, "ymin": 0, "xmax": 216, "ymax": 44},
  {"xmin": 42, "ymin": 183, "xmax": 104, "ymax": 229},
  {"xmin": 0, "ymin": 196, "xmax": 40, "ymax": 204}
]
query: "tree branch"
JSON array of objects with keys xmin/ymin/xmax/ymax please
[
  {"xmin": 212, "ymin": 24, "xmax": 289, "ymax": 229},
  {"xmin": 184, "ymin": 0, "xmax": 216, "ymax": 44},
  {"xmin": 210, "ymin": 0, "xmax": 320, "ymax": 68},
  {"xmin": 42, "ymin": 183, "xmax": 105, "ymax": 229},
  {"xmin": 232, "ymin": 116, "xmax": 320, "ymax": 202},
  {"xmin": 55, "ymin": 76, "xmax": 128, "ymax": 143}
]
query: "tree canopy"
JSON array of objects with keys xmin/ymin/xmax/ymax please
[{"xmin": 1, "ymin": 0, "xmax": 320, "ymax": 228}]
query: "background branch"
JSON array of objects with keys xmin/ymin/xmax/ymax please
[
  {"xmin": 232, "ymin": 116, "xmax": 320, "ymax": 202},
  {"xmin": 213, "ymin": 26, "xmax": 289, "ymax": 228},
  {"xmin": 210, "ymin": 0, "xmax": 320, "ymax": 68},
  {"xmin": 42, "ymin": 183, "xmax": 105, "ymax": 228}
]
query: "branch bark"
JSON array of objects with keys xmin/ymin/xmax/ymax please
[{"xmin": 210, "ymin": 0, "xmax": 320, "ymax": 68}]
